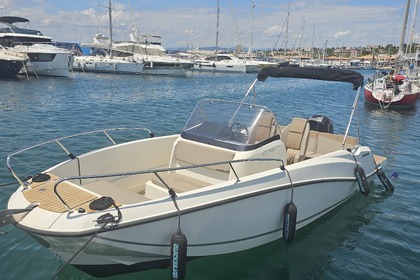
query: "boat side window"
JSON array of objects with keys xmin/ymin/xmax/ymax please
[
  {"xmin": 0, "ymin": 27, "xmax": 13, "ymax": 33},
  {"xmin": 28, "ymin": 53, "xmax": 56, "ymax": 62}
]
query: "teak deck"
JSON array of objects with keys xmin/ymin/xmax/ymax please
[{"xmin": 23, "ymin": 174, "xmax": 99, "ymax": 213}]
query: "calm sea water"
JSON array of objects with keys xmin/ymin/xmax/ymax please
[{"xmin": 0, "ymin": 70, "xmax": 419, "ymax": 280}]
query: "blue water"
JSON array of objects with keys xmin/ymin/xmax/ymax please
[{"xmin": 0, "ymin": 71, "xmax": 419, "ymax": 280}]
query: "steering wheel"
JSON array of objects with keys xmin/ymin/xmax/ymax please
[{"xmin": 230, "ymin": 122, "xmax": 249, "ymax": 142}]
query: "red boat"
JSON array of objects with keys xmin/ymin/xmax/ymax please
[{"xmin": 364, "ymin": 72, "xmax": 419, "ymax": 109}]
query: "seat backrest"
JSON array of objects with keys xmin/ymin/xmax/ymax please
[
  {"xmin": 169, "ymin": 139, "xmax": 235, "ymax": 181},
  {"xmin": 284, "ymin": 117, "xmax": 310, "ymax": 163},
  {"xmin": 253, "ymin": 112, "xmax": 277, "ymax": 143}
]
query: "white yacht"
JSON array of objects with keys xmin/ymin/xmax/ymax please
[
  {"xmin": 0, "ymin": 16, "xmax": 72, "ymax": 77},
  {"xmin": 193, "ymin": 52, "xmax": 258, "ymax": 73},
  {"xmin": 11, "ymin": 43, "xmax": 72, "ymax": 77}
]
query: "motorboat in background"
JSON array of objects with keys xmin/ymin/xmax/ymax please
[
  {"xmin": 0, "ymin": 45, "xmax": 28, "ymax": 78},
  {"xmin": 0, "ymin": 16, "xmax": 52, "ymax": 47},
  {"xmin": 192, "ymin": 52, "xmax": 258, "ymax": 73},
  {"xmin": 0, "ymin": 67, "xmax": 394, "ymax": 279},
  {"xmin": 0, "ymin": 16, "xmax": 72, "ymax": 77},
  {"xmin": 11, "ymin": 43, "xmax": 72, "ymax": 77}
]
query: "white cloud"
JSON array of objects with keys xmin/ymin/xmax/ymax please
[
  {"xmin": 334, "ymin": 31, "xmax": 350, "ymax": 39},
  {"xmin": 264, "ymin": 25, "xmax": 282, "ymax": 37}
]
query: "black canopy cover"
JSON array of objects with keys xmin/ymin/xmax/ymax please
[
  {"xmin": 257, "ymin": 67, "xmax": 364, "ymax": 90},
  {"xmin": 0, "ymin": 16, "xmax": 30, "ymax": 24}
]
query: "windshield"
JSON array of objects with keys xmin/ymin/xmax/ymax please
[{"xmin": 181, "ymin": 99, "xmax": 279, "ymax": 150}]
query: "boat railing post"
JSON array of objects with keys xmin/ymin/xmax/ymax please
[
  {"xmin": 6, "ymin": 155, "xmax": 24, "ymax": 188},
  {"xmin": 55, "ymin": 140, "xmax": 76, "ymax": 159},
  {"xmin": 228, "ymin": 163, "xmax": 240, "ymax": 182},
  {"xmin": 102, "ymin": 130, "xmax": 117, "ymax": 145}
]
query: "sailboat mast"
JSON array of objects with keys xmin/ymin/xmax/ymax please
[
  {"xmin": 408, "ymin": 0, "xmax": 418, "ymax": 53},
  {"xmin": 248, "ymin": 0, "xmax": 256, "ymax": 56},
  {"xmin": 284, "ymin": 2, "xmax": 290, "ymax": 58},
  {"xmin": 108, "ymin": 0, "xmax": 113, "ymax": 58},
  {"xmin": 216, "ymin": 0, "xmax": 220, "ymax": 52},
  {"xmin": 398, "ymin": 0, "xmax": 411, "ymax": 54}
]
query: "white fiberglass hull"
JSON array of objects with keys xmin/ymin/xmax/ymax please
[
  {"xmin": 73, "ymin": 56, "xmax": 144, "ymax": 75},
  {"xmin": 9, "ymin": 144, "xmax": 378, "ymax": 277},
  {"xmin": 141, "ymin": 57, "xmax": 194, "ymax": 76},
  {"xmin": 193, "ymin": 61, "xmax": 247, "ymax": 73}
]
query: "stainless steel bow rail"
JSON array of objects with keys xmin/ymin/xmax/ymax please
[
  {"xmin": 53, "ymin": 158, "xmax": 286, "ymax": 213},
  {"xmin": 6, "ymin": 127, "xmax": 154, "ymax": 187}
]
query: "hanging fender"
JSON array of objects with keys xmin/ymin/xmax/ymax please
[
  {"xmin": 377, "ymin": 169, "xmax": 394, "ymax": 191},
  {"xmin": 170, "ymin": 229, "xmax": 187, "ymax": 280},
  {"xmin": 282, "ymin": 201, "xmax": 297, "ymax": 244},
  {"xmin": 355, "ymin": 165, "xmax": 370, "ymax": 196}
]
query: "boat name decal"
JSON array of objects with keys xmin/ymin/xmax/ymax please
[
  {"xmin": 172, "ymin": 243, "xmax": 179, "ymax": 278},
  {"xmin": 262, "ymin": 147, "xmax": 276, "ymax": 156}
]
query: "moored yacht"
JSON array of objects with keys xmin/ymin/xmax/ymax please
[
  {"xmin": 11, "ymin": 43, "xmax": 72, "ymax": 77},
  {"xmin": 192, "ymin": 52, "xmax": 258, "ymax": 73},
  {"xmin": 0, "ymin": 16, "xmax": 72, "ymax": 77}
]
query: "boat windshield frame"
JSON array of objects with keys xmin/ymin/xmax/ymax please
[{"xmin": 181, "ymin": 99, "xmax": 280, "ymax": 151}]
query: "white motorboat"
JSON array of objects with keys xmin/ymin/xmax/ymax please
[
  {"xmin": 193, "ymin": 53, "xmax": 258, "ymax": 73},
  {"xmin": 11, "ymin": 43, "xmax": 72, "ymax": 77},
  {"xmin": 0, "ymin": 16, "xmax": 72, "ymax": 77},
  {"xmin": 1, "ymin": 67, "xmax": 394, "ymax": 279},
  {"xmin": 0, "ymin": 16, "xmax": 52, "ymax": 47}
]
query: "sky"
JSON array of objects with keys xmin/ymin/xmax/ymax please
[{"xmin": 0, "ymin": 0, "xmax": 418, "ymax": 50}]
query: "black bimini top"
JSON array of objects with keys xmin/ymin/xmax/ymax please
[
  {"xmin": 0, "ymin": 16, "xmax": 30, "ymax": 24},
  {"xmin": 257, "ymin": 67, "xmax": 364, "ymax": 90}
]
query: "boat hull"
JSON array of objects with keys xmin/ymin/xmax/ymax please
[
  {"xmin": 142, "ymin": 61, "xmax": 194, "ymax": 76},
  {"xmin": 73, "ymin": 56, "xmax": 144, "ymax": 75},
  {"xmin": 364, "ymin": 88, "xmax": 418, "ymax": 109},
  {"xmin": 0, "ymin": 59, "xmax": 24, "ymax": 78},
  {"xmin": 193, "ymin": 62, "xmax": 247, "ymax": 73},
  {"xmin": 11, "ymin": 146, "xmax": 379, "ymax": 278}
]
